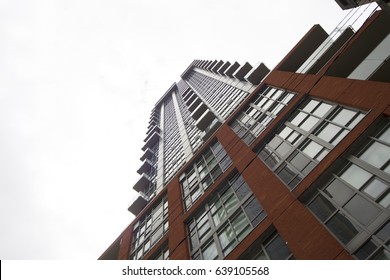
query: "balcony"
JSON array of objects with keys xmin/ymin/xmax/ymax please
[
  {"xmin": 195, "ymin": 109, "xmax": 216, "ymax": 131},
  {"xmin": 142, "ymin": 131, "xmax": 161, "ymax": 151},
  {"xmin": 185, "ymin": 93, "xmax": 197, "ymax": 106},
  {"xmin": 191, "ymin": 102, "xmax": 208, "ymax": 120},
  {"xmin": 233, "ymin": 62, "xmax": 252, "ymax": 81},
  {"xmin": 188, "ymin": 97, "xmax": 202, "ymax": 113},
  {"xmin": 140, "ymin": 148, "xmax": 154, "ymax": 161},
  {"xmin": 211, "ymin": 60, "xmax": 224, "ymax": 74},
  {"xmin": 137, "ymin": 158, "xmax": 154, "ymax": 175},
  {"xmin": 201, "ymin": 118, "xmax": 222, "ymax": 141},
  {"xmin": 128, "ymin": 195, "xmax": 148, "ymax": 216},
  {"xmin": 144, "ymin": 125, "xmax": 161, "ymax": 142},
  {"xmin": 218, "ymin": 61, "xmax": 231, "ymax": 75},
  {"xmin": 224, "ymin": 62, "xmax": 240, "ymax": 78},
  {"xmin": 133, "ymin": 173, "xmax": 152, "ymax": 192},
  {"xmin": 245, "ymin": 62, "xmax": 270, "ymax": 84}
]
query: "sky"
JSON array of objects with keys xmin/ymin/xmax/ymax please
[{"xmin": 0, "ymin": 0, "xmax": 372, "ymax": 259}]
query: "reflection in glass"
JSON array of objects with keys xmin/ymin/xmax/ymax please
[
  {"xmin": 324, "ymin": 179, "xmax": 354, "ymax": 205},
  {"xmin": 266, "ymin": 235, "xmax": 291, "ymax": 260},
  {"xmin": 359, "ymin": 142, "xmax": 390, "ymax": 169},
  {"xmin": 300, "ymin": 116, "xmax": 320, "ymax": 131},
  {"xmin": 344, "ymin": 195, "xmax": 380, "ymax": 225},
  {"xmin": 202, "ymin": 241, "xmax": 218, "ymax": 260},
  {"xmin": 302, "ymin": 140, "xmax": 323, "ymax": 159},
  {"xmin": 340, "ymin": 164, "xmax": 372, "ymax": 190},
  {"xmin": 309, "ymin": 194, "xmax": 336, "ymax": 222},
  {"xmin": 363, "ymin": 179, "xmax": 388, "ymax": 199},
  {"xmin": 317, "ymin": 123, "xmax": 341, "ymax": 142},
  {"xmin": 332, "ymin": 108, "xmax": 356, "ymax": 126},
  {"xmin": 326, "ymin": 211, "xmax": 360, "ymax": 244}
]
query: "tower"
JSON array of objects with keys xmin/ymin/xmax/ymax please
[{"xmin": 100, "ymin": 9, "xmax": 390, "ymax": 260}]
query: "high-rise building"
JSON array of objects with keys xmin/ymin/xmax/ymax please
[
  {"xmin": 335, "ymin": 0, "xmax": 390, "ymax": 13},
  {"xmin": 99, "ymin": 8, "xmax": 390, "ymax": 260}
]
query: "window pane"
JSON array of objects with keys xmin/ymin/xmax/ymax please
[
  {"xmin": 363, "ymin": 179, "xmax": 388, "ymax": 199},
  {"xmin": 202, "ymin": 241, "xmax": 218, "ymax": 260},
  {"xmin": 355, "ymin": 240, "xmax": 378, "ymax": 259},
  {"xmin": 344, "ymin": 195, "xmax": 381, "ymax": 226},
  {"xmin": 264, "ymin": 152, "xmax": 280, "ymax": 168},
  {"xmin": 313, "ymin": 103, "xmax": 332, "ymax": 117},
  {"xmin": 210, "ymin": 166, "xmax": 222, "ymax": 181},
  {"xmin": 376, "ymin": 222, "xmax": 390, "ymax": 242},
  {"xmin": 300, "ymin": 115, "xmax": 320, "ymax": 131},
  {"xmin": 253, "ymin": 249, "xmax": 269, "ymax": 260},
  {"xmin": 290, "ymin": 152, "xmax": 310, "ymax": 171},
  {"xmin": 223, "ymin": 195, "xmax": 238, "ymax": 214},
  {"xmin": 332, "ymin": 108, "xmax": 356, "ymax": 126},
  {"xmin": 244, "ymin": 198, "xmax": 264, "ymax": 226},
  {"xmin": 287, "ymin": 131, "xmax": 301, "ymax": 144},
  {"xmin": 317, "ymin": 123, "xmax": 341, "ymax": 142},
  {"xmin": 309, "ymin": 194, "xmax": 336, "ymax": 222},
  {"xmin": 212, "ymin": 207, "xmax": 226, "ymax": 227},
  {"xmin": 302, "ymin": 100, "xmax": 320, "ymax": 113},
  {"xmin": 340, "ymin": 164, "xmax": 372, "ymax": 190},
  {"xmin": 302, "ymin": 140, "xmax": 323, "ymax": 159},
  {"xmin": 348, "ymin": 113, "xmax": 365, "ymax": 128},
  {"xmin": 235, "ymin": 183, "xmax": 250, "ymax": 200},
  {"xmin": 265, "ymin": 235, "xmax": 291, "ymax": 260},
  {"xmin": 331, "ymin": 129, "xmax": 348, "ymax": 145},
  {"xmin": 302, "ymin": 161, "xmax": 317, "ymax": 176},
  {"xmin": 316, "ymin": 149, "xmax": 329, "ymax": 161},
  {"xmin": 218, "ymin": 226, "xmax": 236, "ymax": 251},
  {"xmin": 324, "ymin": 179, "xmax": 354, "ymax": 206},
  {"xmin": 372, "ymin": 249, "xmax": 390, "ymax": 260},
  {"xmin": 379, "ymin": 127, "xmax": 390, "ymax": 143},
  {"xmin": 291, "ymin": 112, "xmax": 308, "ymax": 126},
  {"xmin": 278, "ymin": 164, "xmax": 297, "ymax": 185},
  {"xmin": 276, "ymin": 142, "xmax": 291, "ymax": 157},
  {"xmin": 326, "ymin": 211, "xmax": 360, "ymax": 244},
  {"xmin": 232, "ymin": 212, "xmax": 250, "ymax": 238},
  {"xmin": 279, "ymin": 126, "xmax": 292, "ymax": 139},
  {"xmin": 151, "ymin": 225, "xmax": 163, "ymax": 245},
  {"xmin": 380, "ymin": 193, "xmax": 390, "ymax": 208},
  {"xmin": 269, "ymin": 136, "xmax": 283, "ymax": 149},
  {"xmin": 359, "ymin": 142, "xmax": 390, "ymax": 169}
]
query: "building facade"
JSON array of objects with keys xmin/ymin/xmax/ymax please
[{"xmin": 100, "ymin": 9, "xmax": 390, "ymax": 260}]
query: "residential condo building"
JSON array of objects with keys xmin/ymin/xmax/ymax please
[{"xmin": 100, "ymin": 7, "xmax": 390, "ymax": 260}]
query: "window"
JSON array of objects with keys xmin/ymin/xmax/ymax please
[
  {"xmin": 257, "ymin": 98, "xmax": 365, "ymax": 189},
  {"xmin": 240, "ymin": 230, "xmax": 294, "ymax": 260},
  {"xmin": 130, "ymin": 195, "xmax": 169, "ymax": 260},
  {"xmin": 303, "ymin": 120, "xmax": 390, "ymax": 255},
  {"xmin": 151, "ymin": 243, "xmax": 169, "ymax": 260},
  {"xmin": 355, "ymin": 220, "xmax": 390, "ymax": 260},
  {"xmin": 348, "ymin": 34, "xmax": 390, "ymax": 81},
  {"xmin": 230, "ymin": 86, "xmax": 295, "ymax": 145},
  {"xmin": 188, "ymin": 172, "xmax": 266, "ymax": 259},
  {"xmin": 180, "ymin": 141, "xmax": 232, "ymax": 210}
]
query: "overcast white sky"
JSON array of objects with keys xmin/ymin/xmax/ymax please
[{"xmin": 0, "ymin": 0, "xmax": 367, "ymax": 259}]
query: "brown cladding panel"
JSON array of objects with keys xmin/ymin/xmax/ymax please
[{"xmin": 274, "ymin": 200, "xmax": 351, "ymax": 259}]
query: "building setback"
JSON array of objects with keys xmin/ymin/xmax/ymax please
[{"xmin": 100, "ymin": 9, "xmax": 390, "ymax": 260}]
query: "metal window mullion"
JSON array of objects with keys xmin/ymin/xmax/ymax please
[
  {"xmin": 348, "ymin": 155, "xmax": 390, "ymax": 183},
  {"xmin": 269, "ymin": 139, "xmax": 300, "ymax": 172},
  {"xmin": 372, "ymin": 136, "xmax": 390, "ymax": 149},
  {"xmin": 315, "ymin": 189, "xmax": 342, "ymax": 224},
  {"xmin": 307, "ymin": 134, "xmax": 334, "ymax": 151}
]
